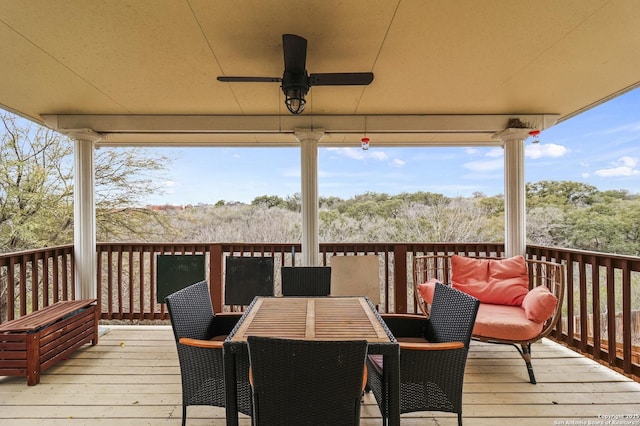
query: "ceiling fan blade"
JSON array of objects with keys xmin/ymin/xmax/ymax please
[
  {"xmin": 282, "ymin": 34, "xmax": 307, "ymax": 73},
  {"xmin": 309, "ymin": 72, "xmax": 374, "ymax": 86},
  {"xmin": 217, "ymin": 76, "xmax": 281, "ymax": 83}
]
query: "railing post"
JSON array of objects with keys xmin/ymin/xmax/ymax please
[
  {"xmin": 393, "ymin": 245, "xmax": 408, "ymax": 313},
  {"xmin": 210, "ymin": 244, "xmax": 224, "ymax": 312}
]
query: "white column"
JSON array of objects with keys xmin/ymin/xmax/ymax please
[
  {"xmin": 295, "ymin": 129, "xmax": 324, "ymax": 266},
  {"xmin": 68, "ymin": 130, "xmax": 101, "ymax": 299},
  {"xmin": 493, "ymin": 128, "xmax": 531, "ymax": 258}
]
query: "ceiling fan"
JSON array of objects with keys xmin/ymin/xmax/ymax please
[{"xmin": 217, "ymin": 34, "xmax": 374, "ymax": 114}]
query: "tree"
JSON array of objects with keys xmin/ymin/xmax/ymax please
[
  {"xmin": 251, "ymin": 195, "xmax": 286, "ymax": 209},
  {"xmin": 526, "ymin": 180, "xmax": 599, "ymax": 208},
  {"xmin": 172, "ymin": 204, "xmax": 301, "ymax": 243},
  {"xmin": 477, "ymin": 195, "xmax": 504, "ymax": 217},
  {"xmin": 319, "ymin": 195, "xmax": 344, "ymax": 209},
  {"xmin": 0, "ymin": 113, "xmax": 74, "ymax": 251},
  {"xmin": 284, "ymin": 193, "xmax": 302, "ymax": 212},
  {"xmin": 93, "ymin": 147, "xmax": 174, "ymax": 242},
  {"xmin": 0, "ymin": 112, "xmax": 173, "ymax": 250},
  {"xmin": 617, "ymin": 200, "xmax": 640, "ymax": 256},
  {"xmin": 562, "ymin": 203, "xmax": 623, "ymax": 253},
  {"xmin": 600, "ymin": 189, "xmax": 634, "ymax": 201},
  {"xmin": 392, "ymin": 197, "xmax": 500, "ymax": 243},
  {"xmin": 526, "ymin": 206, "xmax": 566, "ymax": 246}
]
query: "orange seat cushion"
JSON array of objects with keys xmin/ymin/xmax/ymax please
[
  {"xmin": 451, "ymin": 255, "xmax": 529, "ymax": 306},
  {"xmin": 473, "ymin": 303, "xmax": 543, "ymax": 342}
]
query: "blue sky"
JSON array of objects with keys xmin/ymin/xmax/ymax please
[{"xmin": 146, "ymin": 88, "xmax": 640, "ymax": 205}]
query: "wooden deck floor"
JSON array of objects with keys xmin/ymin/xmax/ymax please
[{"xmin": 1, "ymin": 325, "xmax": 639, "ymax": 425}]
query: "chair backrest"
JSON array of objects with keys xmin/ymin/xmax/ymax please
[
  {"xmin": 281, "ymin": 266, "xmax": 331, "ymax": 296},
  {"xmin": 428, "ymin": 282, "xmax": 480, "ymax": 346},
  {"xmin": 330, "ymin": 255, "xmax": 380, "ymax": 304},
  {"xmin": 164, "ymin": 280, "xmax": 213, "ymax": 342},
  {"xmin": 247, "ymin": 336, "xmax": 368, "ymax": 426},
  {"xmin": 224, "ymin": 256, "xmax": 274, "ymax": 305}
]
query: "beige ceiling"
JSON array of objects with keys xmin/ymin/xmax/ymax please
[{"xmin": 1, "ymin": 0, "xmax": 639, "ymax": 146}]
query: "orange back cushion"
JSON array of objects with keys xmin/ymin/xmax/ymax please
[{"xmin": 451, "ymin": 255, "xmax": 529, "ymax": 306}]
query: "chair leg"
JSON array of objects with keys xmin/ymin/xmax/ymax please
[
  {"xmin": 458, "ymin": 412, "xmax": 463, "ymax": 426},
  {"xmin": 521, "ymin": 343, "xmax": 537, "ymax": 384},
  {"xmin": 182, "ymin": 405, "xmax": 187, "ymax": 426}
]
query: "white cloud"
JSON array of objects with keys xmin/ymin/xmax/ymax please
[
  {"xmin": 327, "ymin": 147, "xmax": 408, "ymax": 168},
  {"xmin": 281, "ymin": 167, "xmax": 300, "ymax": 178},
  {"xmin": 525, "ymin": 143, "xmax": 569, "ymax": 159},
  {"xmin": 462, "ymin": 158, "xmax": 503, "ymax": 172},
  {"xmin": 595, "ymin": 156, "xmax": 640, "ymax": 177},
  {"xmin": 368, "ymin": 151, "xmax": 389, "ymax": 161},
  {"xmin": 485, "ymin": 148, "xmax": 504, "ymax": 158},
  {"xmin": 161, "ymin": 180, "xmax": 176, "ymax": 194},
  {"xmin": 595, "ymin": 166, "xmax": 640, "ymax": 177},
  {"xmin": 601, "ymin": 122, "xmax": 640, "ymax": 135},
  {"xmin": 619, "ymin": 156, "xmax": 638, "ymax": 167},
  {"xmin": 465, "ymin": 148, "xmax": 479, "ymax": 155},
  {"xmin": 327, "ymin": 147, "xmax": 389, "ymax": 161}
]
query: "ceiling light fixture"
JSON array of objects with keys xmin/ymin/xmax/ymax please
[
  {"xmin": 282, "ymin": 72, "xmax": 309, "ymax": 114},
  {"xmin": 284, "ymin": 88, "xmax": 306, "ymax": 114}
]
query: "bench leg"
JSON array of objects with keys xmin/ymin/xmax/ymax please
[
  {"xmin": 92, "ymin": 305, "xmax": 100, "ymax": 345},
  {"xmin": 26, "ymin": 333, "xmax": 41, "ymax": 386},
  {"xmin": 521, "ymin": 343, "xmax": 537, "ymax": 384}
]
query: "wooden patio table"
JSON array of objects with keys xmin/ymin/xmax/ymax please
[{"xmin": 223, "ymin": 296, "xmax": 400, "ymax": 426}]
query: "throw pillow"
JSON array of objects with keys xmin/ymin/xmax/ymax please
[
  {"xmin": 416, "ymin": 278, "xmax": 439, "ymax": 305},
  {"xmin": 522, "ymin": 285, "xmax": 558, "ymax": 323}
]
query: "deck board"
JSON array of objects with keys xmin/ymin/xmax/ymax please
[{"xmin": 1, "ymin": 325, "xmax": 639, "ymax": 425}]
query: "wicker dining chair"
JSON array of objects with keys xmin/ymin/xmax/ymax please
[
  {"xmin": 367, "ymin": 282, "xmax": 479, "ymax": 426},
  {"xmin": 165, "ymin": 280, "xmax": 252, "ymax": 425},
  {"xmin": 247, "ymin": 336, "xmax": 368, "ymax": 426},
  {"xmin": 281, "ymin": 266, "xmax": 331, "ymax": 296}
]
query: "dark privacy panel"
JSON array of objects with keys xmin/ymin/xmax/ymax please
[
  {"xmin": 225, "ymin": 256, "xmax": 274, "ymax": 305},
  {"xmin": 157, "ymin": 254, "xmax": 206, "ymax": 303}
]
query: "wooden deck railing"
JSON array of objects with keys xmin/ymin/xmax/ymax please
[
  {"xmin": 0, "ymin": 245, "xmax": 74, "ymax": 322},
  {"xmin": 1, "ymin": 242, "xmax": 638, "ymax": 381},
  {"xmin": 526, "ymin": 245, "xmax": 640, "ymax": 379}
]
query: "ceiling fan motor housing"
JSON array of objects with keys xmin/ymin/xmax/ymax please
[
  {"xmin": 282, "ymin": 70, "xmax": 310, "ymax": 114},
  {"xmin": 282, "ymin": 70, "xmax": 310, "ymax": 96}
]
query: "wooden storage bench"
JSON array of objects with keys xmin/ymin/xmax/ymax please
[{"xmin": 0, "ymin": 299, "xmax": 99, "ymax": 385}]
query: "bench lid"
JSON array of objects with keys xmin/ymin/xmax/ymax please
[{"xmin": 0, "ymin": 299, "xmax": 96, "ymax": 333}]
